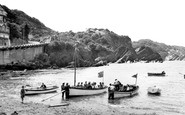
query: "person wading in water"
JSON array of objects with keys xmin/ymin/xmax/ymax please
[{"xmin": 20, "ymin": 86, "xmax": 25, "ymax": 103}]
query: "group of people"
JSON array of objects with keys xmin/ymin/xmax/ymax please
[
  {"xmin": 76, "ymin": 81, "xmax": 104, "ymax": 89},
  {"xmin": 61, "ymin": 83, "xmax": 70, "ymax": 99},
  {"xmin": 108, "ymin": 79, "xmax": 135, "ymax": 99},
  {"xmin": 108, "ymin": 79, "xmax": 122, "ymax": 99}
]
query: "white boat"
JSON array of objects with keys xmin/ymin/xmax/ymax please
[
  {"xmin": 25, "ymin": 85, "xmax": 59, "ymax": 95},
  {"xmin": 69, "ymin": 87, "xmax": 107, "ymax": 97},
  {"xmin": 69, "ymin": 45, "xmax": 107, "ymax": 97},
  {"xmin": 114, "ymin": 85, "xmax": 139, "ymax": 98},
  {"xmin": 147, "ymin": 86, "xmax": 161, "ymax": 95}
]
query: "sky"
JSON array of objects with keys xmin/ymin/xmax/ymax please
[{"xmin": 1, "ymin": 0, "xmax": 185, "ymax": 46}]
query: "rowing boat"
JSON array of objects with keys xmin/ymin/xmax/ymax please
[
  {"xmin": 147, "ymin": 86, "xmax": 161, "ymax": 95},
  {"xmin": 25, "ymin": 85, "xmax": 59, "ymax": 95},
  {"xmin": 148, "ymin": 71, "xmax": 165, "ymax": 76},
  {"xmin": 114, "ymin": 85, "xmax": 139, "ymax": 98}
]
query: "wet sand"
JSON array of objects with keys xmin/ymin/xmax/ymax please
[{"xmin": 0, "ymin": 95, "xmax": 129, "ymax": 115}]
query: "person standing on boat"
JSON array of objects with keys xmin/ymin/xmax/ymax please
[
  {"xmin": 114, "ymin": 79, "xmax": 121, "ymax": 91},
  {"xmin": 61, "ymin": 83, "xmax": 65, "ymax": 98},
  {"xmin": 20, "ymin": 86, "xmax": 25, "ymax": 103},
  {"xmin": 65, "ymin": 83, "xmax": 70, "ymax": 99},
  {"xmin": 108, "ymin": 83, "xmax": 115, "ymax": 99}
]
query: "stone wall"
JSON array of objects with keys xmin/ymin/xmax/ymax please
[{"xmin": 0, "ymin": 43, "xmax": 47, "ymax": 65}]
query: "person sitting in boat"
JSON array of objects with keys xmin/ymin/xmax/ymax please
[
  {"xmin": 80, "ymin": 82, "xmax": 83, "ymax": 87},
  {"xmin": 102, "ymin": 82, "xmax": 105, "ymax": 88},
  {"xmin": 91, "ymin": 82, "xmax": 96, "ymax": 88},
  {"xmin": 77, "ymin": 82, "xmax": 80, "ymax": 87},
  {"xmin": 98, "ymin": 82, "xmax": 102, "ymax": 88},
  {"xmin": 108, "ymin": 83, "xmax": 115, "ymax": 99},
  {"xmin": 40, "ymin": 83, "xmax": 46, "ymax": 89},
  {"xmin": 84, "ymin": 81, "xmax": 88, "ymax": 88},
  {"xmin": 87, "ymin": 82, "xmax": 92, "ymax": 89},
  {"xmin": 162, "ymin": 71, "xmax": 165, "ymax": 74},
  {"xmin": 119, "ymin": 84, "xmax": 124, "ymax": 91},
  {"xmin": 114, "ymin": 79, "xmax": 121, "ymax": 91}
]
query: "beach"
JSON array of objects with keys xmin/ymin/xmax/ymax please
[{"xmin": 0, "ymin": 95, "xmax": 129, "ymax": 115}]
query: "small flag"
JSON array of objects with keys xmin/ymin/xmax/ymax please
[
  {"xmin": 132, "ymin": 74, "xmax": 138, "ymax": 78},
  {"xmin": 98, "ymin": 71, "xmax": 104, "ymax": 78}
]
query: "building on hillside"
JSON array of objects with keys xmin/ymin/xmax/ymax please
[{"xmin": 0, "ymin": 6, "xmax": 10, "ymax": 47}]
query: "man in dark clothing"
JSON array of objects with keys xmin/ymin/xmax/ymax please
[
  {"xmin": 20, "ymin": 86, "xmax": 25, "ymax": 103},
  {"xmin": 65, "ymin": 83, "xmax": 70, "ymax": 99},
  {"xmin": 61, "ymin": 83, "xmax": 65, "ymax": 98},
  {"xmin": 108, "ymin": 83, "xmax": 115, "ymax": 99}
]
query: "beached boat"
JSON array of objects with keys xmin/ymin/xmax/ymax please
[
  {"xmin": 148, "ymin": 71, "xmax": 165, "ymax": 76},
  {"xmin": 114, "ymin": 85, "xmax": 139, "ymax": 98},
  {"xmin": 147, "ymin": 86, "xmax": 161, "ymax": 95},
  {"xmin": 69, "ymin": 44, "xmax": 107, "ymax": 97},
  {"xmin": 25, "ymin": 85, "xmax": 59, "ymax": 95},
  {"xmin": 69, "ymin": 86, "xmax": 107, "ymax": 97}
]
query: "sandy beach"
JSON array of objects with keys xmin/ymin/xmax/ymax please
[{"xmin": 0, "ymin": 95, "xmax": 129, "ymax": 115}]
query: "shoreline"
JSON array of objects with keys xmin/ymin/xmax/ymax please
[{"xmin": 0, "ymin": 96, "xmax": 129, "ymax": 115}]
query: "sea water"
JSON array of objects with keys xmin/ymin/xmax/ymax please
[{"xmin": 1, "ymin": 61, "xmax": 185, "ymax": 115}]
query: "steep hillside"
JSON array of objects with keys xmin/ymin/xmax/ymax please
[
  {"xmin": 133, "ymin": 39, "xmax": 185, "ymax": 61},
  {"xmin": 0, "ymin": 4, "xmax": 55, "ymax": 42},
  {"xmin": 42, "ymin": 29, "xmax": 163, "ymax": 67}
]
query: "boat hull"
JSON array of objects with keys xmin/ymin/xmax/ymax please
[
  {"xmin": 147, "ymin": 87, "xmax": 161, "ymax": 95},
  {"xmin": 114, "ymin": 86, "xmax": 139, "ymax": 98},
  {"xmin": 25, "ymin": 86, "xmax": 58, "ymax": 95},
  {"xmin": 69, "ymin": 87, "xmax": 108, "ymax": 97},
  {"xmin": 148, "ymin": 73, "xmax": 165, "ymax": 76}
]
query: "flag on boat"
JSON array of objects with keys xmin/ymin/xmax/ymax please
[
  {"xmin": 132, "ymin": 73, "xmax": 138, "ymax": 78},
  {"xmin": 98, "ymin": 71, "xmax": 104, "ymax": 78}
]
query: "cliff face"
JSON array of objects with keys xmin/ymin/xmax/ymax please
[
  {"xmin": 133, "ymin": 39, "xmax": 185, "ymax": 61},
  {"xmin": 135, "ymin": 46, "xmax": 163, "ymax": 62},
  {"xmin": 44, "ymin": 29, "xmax": 163, "ymax": 67}
]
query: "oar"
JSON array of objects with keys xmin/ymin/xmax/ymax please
[{"xmin": 41, "ymin": 90, "xmax": 65, "ymax": 102}]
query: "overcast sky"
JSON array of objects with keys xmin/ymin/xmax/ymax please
[{"xmin": 1, "ymin": 0, "xmax": 185, "ymax": 46}]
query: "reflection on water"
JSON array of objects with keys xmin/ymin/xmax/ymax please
[{"xmin": 1, "ymin": 61, "xmax": 185, "ymax": 115}]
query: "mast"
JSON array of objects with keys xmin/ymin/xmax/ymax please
[{"xmin": 74, "ymin": 45, "xmax": 77, "ymax": 86}]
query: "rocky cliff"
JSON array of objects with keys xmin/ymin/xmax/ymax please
[
  {"xmin": 133, "ymin": 39, "xmax": 185, "ymax": 61},
  {"xmin": 42, "ymin": 29, "xmax": 163, "ymax": 67}
]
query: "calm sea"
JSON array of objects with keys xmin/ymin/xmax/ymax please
[{"xmin": 1, "ymin": 61, "xmax": 185, "ymax": 115}]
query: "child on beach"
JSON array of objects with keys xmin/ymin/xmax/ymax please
[{"xmin": 20, "ymin": 86, "xmax": 25, "ymax": 103}]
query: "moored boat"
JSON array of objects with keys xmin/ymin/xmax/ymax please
[
  {"xmin": 147, "ymin": 86, "xmax": 161, "ymax": 95},
  {"xmin": 25, "ymin": 85, "xmax": 59, "ymax": 95},
  {"xmin": 114, "ymin": 85, "xmax": 139, "ymax": 98},
  {"xmin": 69, "ymin": 86, "xmax": 107, "ymax": 97},
  {"xmin": 148, "ymin": 71, "xmax": 165, "ymax": 76}
]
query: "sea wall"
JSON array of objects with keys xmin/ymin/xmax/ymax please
[{"xmin": 0, "ymin": 43, "xmax": 47, "ymax": 65}]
